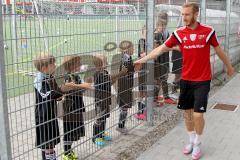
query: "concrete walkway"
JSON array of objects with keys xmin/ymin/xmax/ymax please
[{"xmin": 137, "ymin": 74, "xmax": 240, "ymax": 160}]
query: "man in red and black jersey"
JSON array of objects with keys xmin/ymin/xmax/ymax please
[{"xmin": 134, "ymin": 2, "xmax": 234, "ymax": 160}]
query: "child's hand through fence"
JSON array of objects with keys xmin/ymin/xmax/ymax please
[
  {"xmin": 119, "ymin": 66, "xmax": 128, "ymax": 76},
  {"xmin": 81, "ymin": 82, "xmax": 94, "ymax": 90}
]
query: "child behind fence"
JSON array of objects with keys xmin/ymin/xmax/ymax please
[
  {"xmin": 154, "ymin": 12, "xmax": 177, "ymax": 105},
  {"xmin": 116, "ymin": 40, "xmax": 135, "ymax": 135},
  {"xmin": 92, "ymin": 54, "xmax": 127, "ymax": 146},
  {"xmin": 62, "ymin": 55, "xmax": 93, "ymax": 160},
  {"xmin": 33, "ymin": 54, "xmax": 62, "ymax": 160},
  {"xmin": 135, "ymin": 25, "xmax": 147, "ymax": 120}
]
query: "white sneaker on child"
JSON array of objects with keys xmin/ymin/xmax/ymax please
[{"xmin": 169, "ymin": 93, "xmax": 179, "ymax": 100}]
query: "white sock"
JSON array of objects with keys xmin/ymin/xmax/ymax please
[
  {"xmin": 141, "ymin": 98, "xmax": 146, "ymax": 104},
  {"xmin": 188, "ymin": 131, "xmax": 196, "ymax": 144},
  {"xmin": 45, "ymin": 152, "xmax": 56, "ymax": 160},
  {"xmin": 194, "ymin": 134, "xmax": 201, "ymax": 145}
]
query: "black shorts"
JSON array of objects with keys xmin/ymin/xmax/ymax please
[
  {"xmin": 177, "ymin": 80, "xmax": 211, "ymax": 113},
  {"xmin": 36, "ymin": 119, "xmax": 60, "ymax": 149},
  {"xmin": 138, "ymin": 70, "xmax": 147, "ymax": 92}
]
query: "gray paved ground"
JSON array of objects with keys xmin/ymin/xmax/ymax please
[{"xmin": 137, "ymin": 74, "xmax": 240, "ymax": 160}]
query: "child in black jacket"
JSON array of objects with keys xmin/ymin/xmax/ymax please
[
  {"xmin": 62, "ymin": 55, "xmax": 93, "ymax": 159},
  {"xmin": 92, "ymin": 54, "xmax": 127, "ymax": 145},
  {"xmin": 116, "ymin": 40, "xmax": 135, "ymax": 135},
  {"xmin": 33, "ymin": 54, "xmax": 63, "ymax": 160},
  {"xmin": 135, "ymin": 26, "xmax": 147, "ymax": 120}
]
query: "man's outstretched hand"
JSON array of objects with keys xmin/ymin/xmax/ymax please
[{"xmin": 227, "ymin": 65, "xmax": 234, "ymax": 78}]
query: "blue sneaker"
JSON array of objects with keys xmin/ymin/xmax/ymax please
[
  {"xmin": 95, "ymin": 138, "xmax": 105, "ymax": 146},
  {"xmin": 103, "ymin": 132, "xmax": 112, "ymax": 141}
]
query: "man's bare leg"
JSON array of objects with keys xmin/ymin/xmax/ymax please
[
  {"xmin": 184, "ymin": 109, "xmax": 194, "ymax": 132},
  {"xmin": 193, "ymin": 112, "xmax": 205, "ymax": 145},
  {"xmin": 188, "ymin": 112, "xmax": 204, "ymax": 159},
  {"xmin": 193, "ymin": 112, "xmax": 204, "ymax": 135},
  {"xmin": 182, "ymin": 109, "xmax": 196, "ymax": 154}
]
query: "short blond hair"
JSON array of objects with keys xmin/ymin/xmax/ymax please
[
  {"xmin": 119, "ymin": 40, "xmax": 134, "ymax": 53},
  {"xmin": 63, "ymin": 55, "xmax": 81, "ymax": 72},
  {"xmin": 157, "ymin": 12, "xmax": 168, "ymax": 26},
  {"xmin": 33, "ymin": 53, "xmax": 55, "ymax": 71},
  {"xmin": 183, "ymin": 2, "xmax": 199, "ymax": 13},
  {"xmin": 93, "ymin": 54, "xmax": 108, "ymax": 68}
]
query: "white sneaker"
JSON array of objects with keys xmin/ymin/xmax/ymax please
[
  {"xmin": 192, "ymin": 143, "xmax": 202, "ymax": 160},
  {"xmin": 183, "ymin": 143, "xmax": 193, "ymax": 155},
  {"xmin": 169, "ymin": 93, "xmax": 179, "ymax": 100}
]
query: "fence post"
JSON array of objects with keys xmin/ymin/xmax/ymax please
[
  {"xmin": 11, "ymin": 0, "xmax": 18, "ymax": 71},
  {"xmin": 225, "ymin": 0, "xmax": 231, "ymax": 56},
  {"xmin": 146, "ymin": 0, "xmax": 155, "ymax": 126},
  {"xmin": 200, "ymin": 0, "xmax": 206, "ymax": 23},
  {"xmin": 0, "ymin": 0, "xmax": 12, "ymax": 159}
]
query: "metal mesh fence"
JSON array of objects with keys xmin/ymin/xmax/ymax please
[
  {"xmin": 0, "ymin": 0, "xmax": 240, "ymax": 160},
  {"xmin": 229, "ymin": 0, "xmax": 240, "ymax": 65},
  {"xmin": 1, "ymin": 0, "xmax": 147, "ymax": 159}
]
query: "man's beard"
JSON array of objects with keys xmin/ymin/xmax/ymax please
[{"xmin": 186, "ymin": 17, "xmax": 196, "ymax": 27}]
